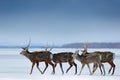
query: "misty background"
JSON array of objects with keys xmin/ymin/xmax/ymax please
[{"xmin": 0, "ymin": 0, "xmax": 120, "ymax": 47}]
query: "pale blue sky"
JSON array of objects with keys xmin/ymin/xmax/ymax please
[{"xmin": 0, "ymin": 0, "xmax": 120, "ymax": 45}]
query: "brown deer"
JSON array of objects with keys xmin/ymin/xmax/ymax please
[
  {"xmin": 81, "ymin": 44, "xmax": 115, "ymax": 75},
  {"xmin": 20, "ymin": 41, "xmax": 55, "ymax": 74},
  {"xmin": 92, "ymin": 51, "xmax": 115, "ymax": 75},
  {"xmin": 52, "ymin": 52, "xmax": 77, "ymax": 75},
  {"xmin": 73, "ymin": 50, "xmax": 105, "ymax": 75}
]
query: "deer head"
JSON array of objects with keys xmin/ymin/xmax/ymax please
[{"xmin": 20, "ymin": 40, "xmax": 31, "ymax": 55}]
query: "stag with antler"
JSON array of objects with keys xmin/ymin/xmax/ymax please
[
  {"xmin": 73, "ymin": 50, "xmax": 105, "ymax": 75},
  {"xmin": 20, "ymin": 41, "xmax": 55, "ymax": 74},
  {"xmin": 52, "ymin": 51, "xmax": 77, "ymax": 75},
  {"xmin": 92, "ymin": 51, "xmax": 115, "ymax": 75},
  {"xmin": 81, "ymin": 43, "xmax": 115, "ymax": 75}
]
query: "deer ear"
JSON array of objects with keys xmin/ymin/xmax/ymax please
[{"xmin": 21, "ymin": 47, "xmax": 28, "ymax": 50}]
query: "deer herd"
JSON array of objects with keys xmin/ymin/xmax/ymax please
[{"xmin": 20, "ymin": 41, "xmax": 115, "ymax": 76}]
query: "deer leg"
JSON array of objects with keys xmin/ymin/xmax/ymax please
[
  {"xmin": 49, "ymin": 61, "xmax": 55, "ymax": 75},
  {"xmin": 101, "ymin": 63, "xmax": 105, "ymax": 76},
  {"xmin": 108, "ymin": 66, "xmax": 112, "ymax": 74},
  {"xmin": 108, "ymin": 61, "xmax": 112, "ymax": 74},
  {"xmin": 93, "ymin": 64, "xmax": 96, "ymax": 71},
  {"xmin": 36, "ymin": 62, "xmax": 43, "ymax": 74},
  {"xmin": 54, "ymin": 63, "xmax": 57, "ymax": 67},
  {"xmin": 87, "ymin": 64, "xmax": 92, "ymax": 75},
  {"xmin": 73, "ymin": 62, "xmax": 77, "ymax": 75},
  {"xmin": 42, "ymin": 62, "xmax": 48, "ymax": 74},
  {"xmin": 66, "ymin": 62, "xmax": 73, "ymax": 74},
  {"xmin": 108, "ymin": 62, "xmax": 113, "ymax": 74},
  {"xmin": 78, "ymin": 64, "xmax": 85, "ymax": 75},
  {"xmin": 59, "ymin": 62, "xmax": 64, "ymax": 74},
  {"xmin": 99, "ymin": 64, "xmax": 103, "ymax": 75},
  {"xmin": 108, "ymin": 61, "xmax": 115, "ymax": 75},
  {"xmin": 53, "ymin": 63, "xmax": 57, "ymax": 74},
  {"xmin": 30, "ymin": 62, "xmax": 35, "ymax": 75},
  {"xmin": 112, "ymin": 63, "xmax": 115, "ymax": 75},
  {"xmin": 93, "ymin": 63, "xmax": 101, "ymax": 75},
  {"xmin": 91, "ymin": 64, "xmax": 98, "ymax": 75}
]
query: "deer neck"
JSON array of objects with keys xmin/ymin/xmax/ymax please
[
  {"xmin": 23, "ymin": 51, "xmax": 32, "ymax": 61},
  {"xmin": 78, "ymin": 55, "xmax": 88, "ymax": 63},
  {"xmin": 75, "ymin": 54, "xmax": 81, "ymax": 61}
]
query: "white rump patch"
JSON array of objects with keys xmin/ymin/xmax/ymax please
[
  {"xmin": 99, "ymin": 55, "xmax": 102, "ymax": 60},
  {"xmin": 50, "ymin": 54, "xmax": 53, "ymax": 59},
  {"xmin": 72, "ymin": 53, "xmax": 76, "ymax": 61}
]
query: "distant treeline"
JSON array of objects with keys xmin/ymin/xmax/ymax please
[
  {"xmin": 61, "ymin": 42, "xmax": 120, "ymax": 48},
  {"xmin": 0, "ymin": 42, "xmax": 120, "ymax": 48}
]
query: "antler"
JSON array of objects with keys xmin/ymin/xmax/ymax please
[
  {"xmin": 49, "ymin": 43, "xmax": 54, "ymax": 51},
  {"xmin": 21, "ymin": 39, "xmax": 31, "ymax": 50},
  {"xmin": 83, "ymin": 42, "xmax": 88, "ymax": 51},
  {"xmin": 45, "ymin": 42, "xmax": 48, "ymax": 51},
  {"xmin": 45, "ymin": 42, "xmax": 54, "ymax": 51},
  {"xmin": 81, "ymin": 42, "xmax": 88, "ymax": 54},
  {"xmin": 23, "ymin": 39, "xmax": 31, "ymax": 50},
  {"xmin": 26, "ymin": 39, "xmax": 31, "ymax": 48}
]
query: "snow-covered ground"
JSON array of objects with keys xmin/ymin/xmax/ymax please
[{"xmin": 0, "ymin": 48, "xmax": 120, "ymax": 80}]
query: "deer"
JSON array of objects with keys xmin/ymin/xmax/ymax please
[
  {"xmin": 92, "ymin": 51, "xmax": 115, "ymax": 75},
  {"xmin": 52, "ymin": 51, "xmax": 77, "ymax": 75},
  {"xmin": 81, "ymin": 43, "xmax": 115, "ymax": 75},
  {"xmin": 20, "ymin": 41, "xmax": 55, "ymax": 75},
  {"xmin": 73, "ymin": 50, "xmax": 105, "ymax": 75}
]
